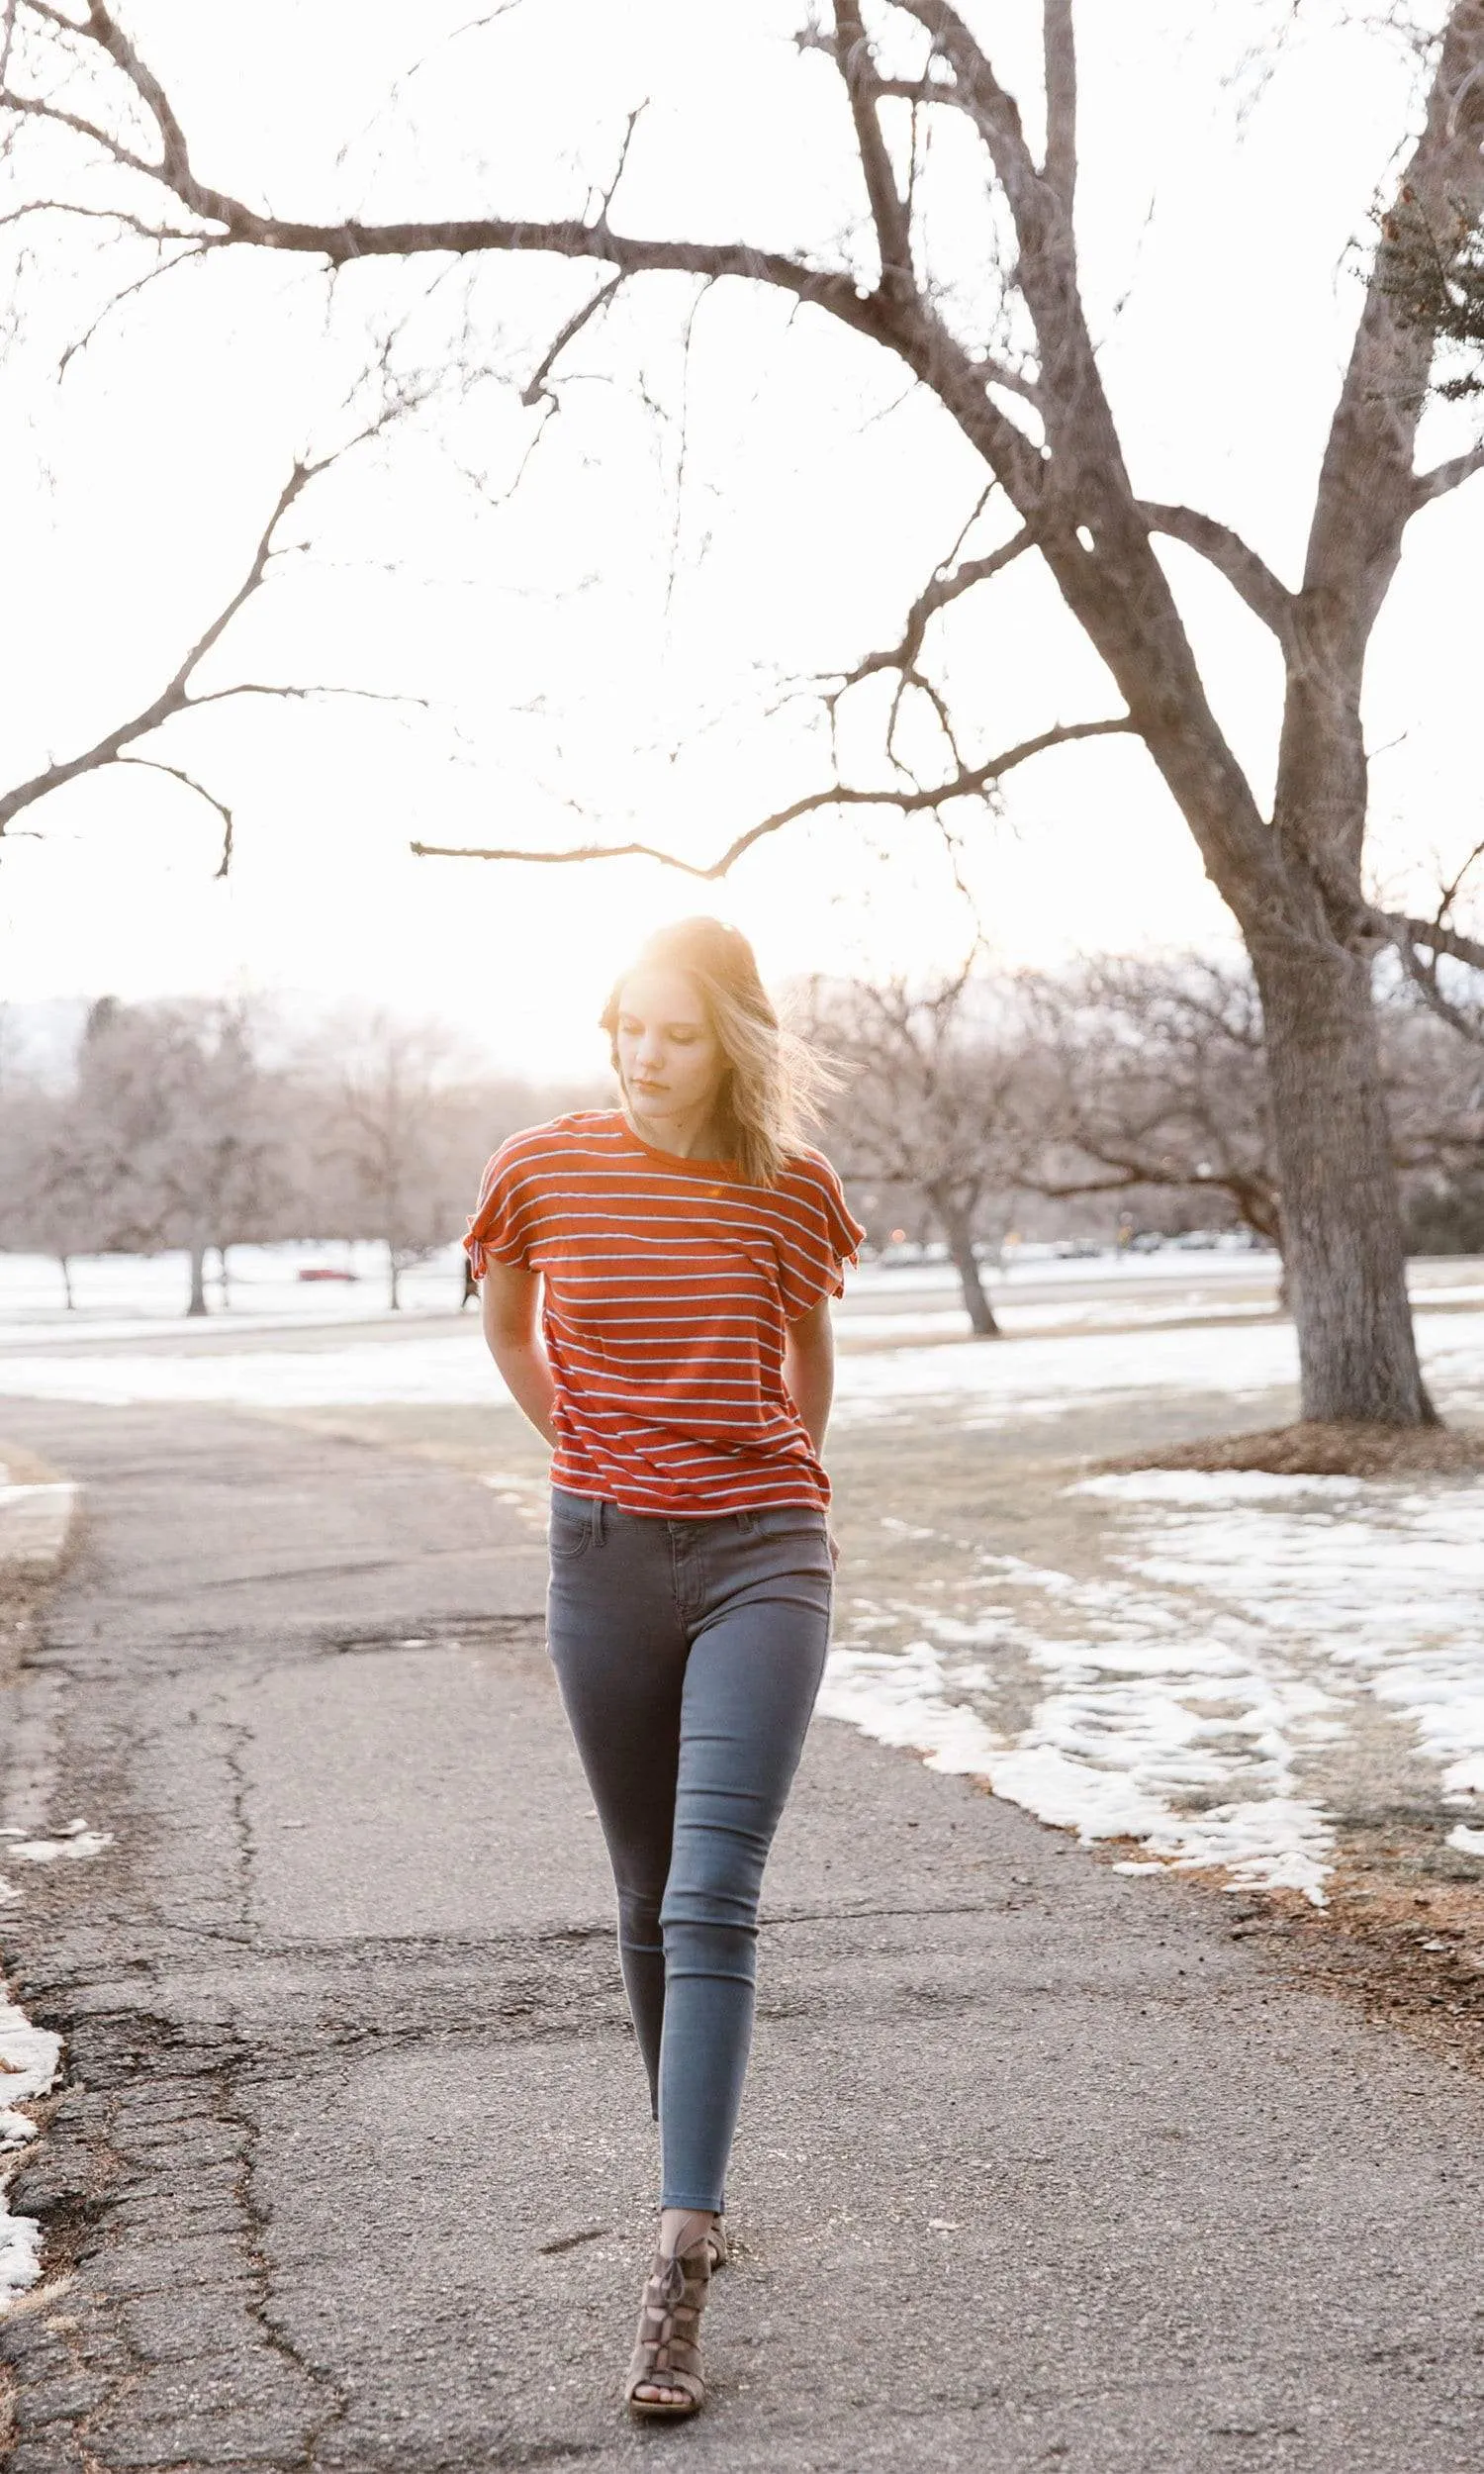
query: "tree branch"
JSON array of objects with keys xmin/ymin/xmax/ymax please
[
  {"xmin": 0, "ymin": 459, "xmax": 311, "ymax": 837},
  {"xmin": 0, "ymin": 392, "xmax": 418, "ymax": 854},
  {"xmin": 1042, "ymin": 0, "xmax": 1077, "ymax": 218},
  {"xmin": 1373, "ymin": 905, "xmax": 1484, "ymax": 974},
  {"xmin": 1366, "ymin": 892, "xmax": 1484, "ymax": 1042},
  {"xmin": 113, "ymin": 754, "xmax": 234, "ymax": 875},
  {"xmin": 1412, "ymin": 438, "xmax": 1484, "ymax": 504},
  {"xmin": 838, "ymin": 524, "xmax": 1037, "ymax": 688},
  {"xmin": 410, "ymin": 714, "xmax": 1135, "ymax": 877},
  {"xmin": 0, "ymin": 16, "xmax": 895, "ymax": 340},
  {"xmin": 1138, "ymin": 501, "xmax": 1296, "ymax": 644},
  {"xmin": 519, "ymin": 270, "xmax": 625, "ymax": 408},
  {"xmin": 832, "ymin": 0, "xmax": 914, "ymax": 298}
]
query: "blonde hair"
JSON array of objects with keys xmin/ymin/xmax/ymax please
[{"xmin": 601, "ymin": 917, "xmax": 835, "ymax": 1189}]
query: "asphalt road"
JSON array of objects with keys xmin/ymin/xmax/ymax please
[{"xmin": 2, "ymin": 1398, "xmax": 1482, "ymax": 2473}]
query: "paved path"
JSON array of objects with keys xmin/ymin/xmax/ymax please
[{"xmin": 1, "ymin": 1399, "xmax": 1482, "ymax": 2473}]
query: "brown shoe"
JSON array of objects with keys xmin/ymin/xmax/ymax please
[{"xmin": 623, "ymin": 2236, "xmax": 710, "ymax": 2420}]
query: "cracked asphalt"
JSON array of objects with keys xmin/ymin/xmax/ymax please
[{"xmin": 2, "ymin": 1397, "xmax": 1483, "ymax": 2472}]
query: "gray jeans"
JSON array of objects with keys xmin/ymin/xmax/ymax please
[{"xmin": 545, "ymin": 1487, "xmax": 833, "ymax": 2212}]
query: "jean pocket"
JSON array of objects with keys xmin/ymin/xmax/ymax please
[{"xmin": 547, "ymin": 1498, "xmax": 595, "ymax": 1561}]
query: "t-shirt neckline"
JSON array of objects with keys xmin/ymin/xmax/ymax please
[{"xmin": 611, "ymin": 1108, "xmax": 740, "ymax": 1182}]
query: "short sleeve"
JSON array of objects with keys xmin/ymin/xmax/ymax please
[
  {"xmin": 777, "ymin": 1154, "xmax": 867, "ymax": 1323},
  {"xmin": 464, "ymin": 1136, "xmax": 537, "ymax": 1280}
]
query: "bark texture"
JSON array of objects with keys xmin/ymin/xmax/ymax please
[{"xmin": 1252, "ymin": 943, "xmax": 1432, "ymax": 1423}]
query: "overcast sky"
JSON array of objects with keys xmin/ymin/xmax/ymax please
[{"xmin": 1, "ymin": 0, "xmax": 1480, "ymax": 1073}]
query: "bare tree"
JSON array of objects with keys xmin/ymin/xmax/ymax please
[
  {"xmin": 0, "ymin": 1079, "xmax": 84, "ymax": 1306},
  {"xmin": 320, "ymin": 1011, "xmax": 479, "ymax": 1310},
  {"xmin": 1022, "ymin": 957, "xmax": 1282, "ymax": 1249},
  {"xmin": 806, "ymin": 963, "xmax": 1023, "ymax": 1332},
  {"xmin": 1022, "ymin": 955, "xmax": 1484, "ymax": 1278},
  {"xmin": 55, "ymin": 998, "xmax": 288, "ymax": 1313},
  {"xmin": 5, "ymin": 5, "xmax": 1484, "ymax": 1417}
]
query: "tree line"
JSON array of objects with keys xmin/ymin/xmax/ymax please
[
  {"xmin": 3, "ymin": 960, "xmax": 1479, "ymax": 1325},
  {"xmin": 811, "ymin": 955, "xmax": 1484, "ymax": 1332},
  {"xmin": 0, "ymin": 998, "xmax": 600, "ymax": 1316}
]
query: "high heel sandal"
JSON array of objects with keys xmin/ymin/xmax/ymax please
[{"xmin": 623, "ymin": 2235, "xmax": 711, "ymax": 2420}]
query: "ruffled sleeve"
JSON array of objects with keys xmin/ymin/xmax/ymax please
[
  {"xmin": 463, "ymin": 1135, "xmax": 536, "ymax": 1281},
  {"xmin": 777, "ymin": 1153, "xmax": 867, "ymax": 1322}
]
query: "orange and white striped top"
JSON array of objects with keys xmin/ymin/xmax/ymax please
[{"xmin": 465, "ymin": 1109, "xmax": 865, "ymax": 1517}]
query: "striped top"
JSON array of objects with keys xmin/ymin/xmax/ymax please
[{"xmin": 465, "ymin": 1109, "xmax": 865, "ymax": 1516}]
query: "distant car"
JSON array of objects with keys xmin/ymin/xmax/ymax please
[
  {"xmin": 1127, "ymin": 1231, "xmax": 1165, "ymax": 1253},
  {"xmin": 1052, "ymin": 1239, "xmax": 1104, "ymax": 1260},
  {"xmin": 297, "ymin": 1267, "xmax": 358, "ymax": 1283}
]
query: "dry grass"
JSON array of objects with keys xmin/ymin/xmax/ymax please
[
  {"xmin": 1086, "ymin": 1822, "xmax": 1484, "ymax": 2075},
  {"xmin": 1268, "ymin": 1868, "xmax": 1484, "ymax": 2069},
  {"xmin": 1096, "ymin": 1418, "xmax": 1484, "ymax": 1479}
]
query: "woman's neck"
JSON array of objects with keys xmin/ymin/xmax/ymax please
[{"xmin": 622, "ymin": 1095, "xmax": 731, "ymax": 1162}]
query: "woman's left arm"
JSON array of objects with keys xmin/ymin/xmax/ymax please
[{"xmin": 784, "ymin": 1297, "xmax": 835, "ymax": 1455}]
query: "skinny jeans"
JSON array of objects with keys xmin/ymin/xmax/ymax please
[{"xmin": 545, "ymin": 1487, "xmax": 833, "ymax": 2212}]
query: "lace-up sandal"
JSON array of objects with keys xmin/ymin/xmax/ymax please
[
  {"xmin": 623, "ymin": 2237, "xmax": 711, "ymax": 2420},
  {"xmin": 707, "ymin": 2216, "xmax": 729, "ymax": 2270}
]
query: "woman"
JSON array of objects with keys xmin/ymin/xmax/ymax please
[{"xmin": 465, "ymin": 915, "xmax": 863, "ymax": 2420}]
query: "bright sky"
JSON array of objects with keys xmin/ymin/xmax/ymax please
[{"xmin": 0, "ymin": 0, "xmax": 1480, "ymax": 1072}]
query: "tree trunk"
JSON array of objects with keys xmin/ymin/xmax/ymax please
[
  {"xmin": 939, "ymin": 1205, "xmax": 999, "ymax": 1337},
  {"xmin": 186, "ymin": 1240, "xmax": 209, "ymax": 1319},
  {"xmin": 1252, "ymin": 941, "xmax": 1432, "ymax": 1423},
  {"xmin": 217, "ymin": 1244, "xmax": 231, "ymax": 1307},
  {"xmin": 388, "ymin": 1242, "xmax": 401, "ymax": 1312},
  {"xmin": 57, "ymin": 1253, "xmax": 74, "ymax": 1312}
]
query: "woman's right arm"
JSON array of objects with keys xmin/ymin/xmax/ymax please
[{"xmin": 479, "ymin": 1263, "xmax": 557, "ymax": 1446}]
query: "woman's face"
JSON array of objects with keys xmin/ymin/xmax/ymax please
[{"xmin": 614, "ymin": 965, "xmax": 727, "ymax": 1126}]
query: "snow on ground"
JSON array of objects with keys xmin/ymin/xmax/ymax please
[
  {"xmin": 0, "ymin": 1993, "xmax": 60, "ymax": 2307},
  {"xmin": 831, "ymin": 1306, "xmax": 1484, "ymax": 1423},
  {"xmin": 2, "ymin": 1255, "xmax": 1481, "ymax": 1907},
  {"xmin": 0, "ymin": 1242, "xmax": 468, "ymax": 1335},
  {"xmin": 3, "ymin": 1295, "xmax": 1481, "ymax": 1426},
  {"xmin": 822, "ymin": 1468, "xmax": 1484, "ymax": 1903},
  {"xmin": 0, "ymin": 1475, "xmax": 79, "ymax": 1568},
  {"xmin": 0, "ymin": 1240, "xmax": 1275, "ymax": 1331}
]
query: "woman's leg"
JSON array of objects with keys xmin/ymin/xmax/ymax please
[
  {"xmin": 544, "ymin": 1492, "xmax": 686, "ymax": 2114},
  {"xmin": 657, "ymin": 1509, "xmax": 833, "ymax": 2212}
]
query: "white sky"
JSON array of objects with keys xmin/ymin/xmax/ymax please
[{"xmin": 0, "ymin": 0, "xmax": 1481, "ymax": 1073}]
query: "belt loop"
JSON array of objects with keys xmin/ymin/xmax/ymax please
[
  {"xmin": 597, "ymin": 1498, "xmax": 608, "ymax": 1544},
  {"xmin": 738, "ymin": 1508, "xmax": 755, "ymax": 1537}
]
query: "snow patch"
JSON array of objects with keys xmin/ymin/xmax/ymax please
[
  {"xmin": 820, "ymin": 1468, "xmax": 1484, "ymax": 1903},
  {"xmin": 0, "ymin": 1822, "xmax": 113, "ymax": 1865},
  {"xmin": 0, "ymin": 1993, "xmax": 61, "ymax": 2309}
]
